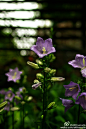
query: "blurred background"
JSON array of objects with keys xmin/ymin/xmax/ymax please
[{"xmin": 0, "ymin": 0, "xmax": 86, "ymax": 129}]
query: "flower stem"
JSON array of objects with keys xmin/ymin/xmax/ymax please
[
  {"xmin": 22, "ymin": 104, "xmax": 24, "ymax": 129},
  {"xmin": 42, "ymin": 71, "xmax": 48, "ymax": 129},
  {"xmin": 77, "ymin": 104, "xmax": 80, "ymax": 124},
  {"xmin": 12, "ymin": 111, "xmax": 14, "ymax": 129}
]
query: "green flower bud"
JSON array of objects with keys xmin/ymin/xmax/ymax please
[
  {"xmin": 15, "ymin": 95, "xmax": 21, "ymax": 101},
  {"xmin": 36, "ymin": 59, "xmax": 43, "ymax": 65},
  {"xmin": 34, "ymin": 79, "xmax": 39, "ymax": 83},
  {"xmin": 48, "ymin": 54, "xmax": 56, "ymax": 62},
  {"xmin": 11, "ymin": 107, "xmax": 20, "ymax": 111},
  {"xmin": 27, "ymin": 61, "xmax": 39, "ymax": 69},
  {"xmin": 49, "ymin": 69, "xmax": 56, "ymax": 75},
  {"xmin": 41, "ymin": 115, "xmax": 44, "ymax": 119},
  {"xmin": 0, "ymin": 101, "xmax": 7, "ymax": 109},
  {"xmin": 47, "ymin": 102, "xmax": 55, "ymax": 109},
  {"xmin": 27, "ymin": 96, "xmax": 33, "ymax": 101},
  {"xmin": 21, "ymin": 101, "xmax": 25, "ymax": 105},
  {"xmin": 36, "ymin": 73, "xmax": 44, "ymax": 80},
  {"xmin": 44, "ymin": 67, "xmax": 51, "ymax": 73},
  {"xmin": 51, "ymin": 77, "xmax": 65, "ymax": 81}
]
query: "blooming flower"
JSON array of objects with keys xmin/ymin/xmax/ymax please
[
  {"xmin": 32, "ymin": 82, "xmax": 41, "ymax": 90},
  {"xmin": 60, "ymin": 98, "xmax": 74, "ymax": 113},
  {"xmin": 68, "ymin": 54, "xmax": 86, "ymax": 69},
  {"xmin": 5, "ymin": 90, "xmax": 15, "ymax": 101},
  {"xmin": 75, "ymin": 92, "xmax": 86, "ymax": 110},
  {"xmin": 5, "ymin": 67, "xmax": 22, "ymax": 82},
  {"xmin": 30, "ymin": 37, "xmax": 56, "ymax": 58},
  {"xmin": 63, "ymin": 81, "xmax": 81, "ymax": 100}
]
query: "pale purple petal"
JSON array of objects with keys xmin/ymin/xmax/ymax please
[
  {"xmin": 60, "ymin": 98, "xmax": 74, "ymax": 112},
  {"xmin": 81, "ymin": 68, "xmax": 86, "ymax": 78},
  {"xmin": 32, "ymin": 82, "xmax": 41, "ymax": 90},
  {"xmin": 75, "ymin": 92, "xmax": 86, "ymax": 110}
]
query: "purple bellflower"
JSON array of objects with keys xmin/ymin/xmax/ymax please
[
  {"xmin": 30, "ymin": 37, "xmax": 56, "ymax": 58},
  {"xmin": 60, "ymin": 98, "xmax": 74, "ymax": 113},
  {"xmin": 5, "ymin": 67, "xmax": 22, "ymax": 82},
  {"xmin": 75, "ymin": 92, "xmax": 86, "ymax": 110},
  {"xmin": 5, "ymin": 90, "xmax": 15, "ymax": 101},
  {"xmin": 68, "ymin": 54, "xmax": 86, "ymax": 69},
  {"xmin": 63, "ymin": 81, "xmax": 81, "ymax": 100}
]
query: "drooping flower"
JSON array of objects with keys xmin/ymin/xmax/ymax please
[
  {"xmin": 68, "ymin": 54, "xmax": 86, "ymax": 69},
  {"xmin": 32, "ymin": 82, "xmax": 41, "ymax": 90},
  {"xmin": 30, "ymin": 37, "xmax": 56, "ymax": 58},
  {"xmin": 75, "ymin": 92, "xmax": 86, "ymax": 110},
  {"xmin": 63, "ymin": 81, "xmax": 81, "ymax": 100},
  {"xmin": 60, "ymin": 98, "xmax": 74, "ymax": 113},
  {"xmin": 5, "ymin": 67, "xmax": 22, "ymax": 82},
  {"xmin": 5, "ymin": 90, "xmax": 15, "ymax": 101}
]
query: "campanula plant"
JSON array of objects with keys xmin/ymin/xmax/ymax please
[{"xmin": 28, "ymin": 37, "xmax": 65, "ymax": 129}]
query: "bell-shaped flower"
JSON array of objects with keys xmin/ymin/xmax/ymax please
[
  {"xmin": 68, "ymin": 54, "xmax": 86, "ymax": 69},
  {"xmin": 5, "ymin": 90, "xmax": 15, "ymax": 101},
  {"xmin": 5, "ymin": 67, "xmax": 22, "ymax": 82},
  {"xmin": 63, "ymin": 81, "xmax": 81, "ymax": 100},
  {"xmin": 60, "ymin": 98, "xmax": 74, "ymax": 113},
  {"xmin": 30, "ymin": 37, "xmax": 56, "ymax": 58},
  {"xmin": 75, "ymin": 92, "xmax": 86, "ymax": 110},
  {"xmin": 32, "ymin": 82, "xmax": 41, "ymax": 90}
]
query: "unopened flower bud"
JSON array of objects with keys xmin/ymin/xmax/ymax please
[
  {"xmin": 21, "ymin": 101, "xmax": 25, "ymax": 105},
  {"xmin": 34, "ymin": 79, "xmax": 39, "ymax": 83},
  {"xmin": 15, "ymin": 95, "xmax": 21, "ymax": 101},
  {"xmin": 27, "ymin": 61, "xmax": 39, "ymax": 69},
  {"xmin": 51, "ymin": 77, "xmax": 65, "ymax": 81},
  {"xmin": 49, "ymin": 54, "xmax": 56, "ymax": 62},
  {"xmin": 36, "ymin": 73, "xmax": 44, "ymax": 80},
  {"xmin": 0, "ymin": 101, "xmax": 7, "ymax": 108},
  {"xmin": 44, "ymin": 67, "xmax": 51, "ymax": 73},
  {"xmin": 36, "ymin": 59, "xmax": 43, "ymax": 65},
  {"xmin": 11, "ymin": 107, "xmax": 20, "ymax": 111},
  {"xmin": 27, "ymin": 96, "xmax": 33, "ymax": 101},
  {"xmin": 49, "ymin": 69, "xmax": 56, "ymax": 75},
  {"xmin": 47, "ymin": 102, "xmax": 55, "ymax": 109}
]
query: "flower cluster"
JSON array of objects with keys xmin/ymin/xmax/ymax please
[{"xmin": 60, "ymin": 54, "xmax": 86, "ymax": 113}]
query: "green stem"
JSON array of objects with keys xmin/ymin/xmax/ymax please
[
  {"xmin": 22, "ymin": 104, "xmax": 24, "ymax": 129},
  {"xmin": 42, "ymin": 71, "xmax": 47, "ymax": 129},
  {"xmin": 77, "ymin": 104, "xmax": 80, "ymax": 124},
  {"xmin": 12, "ymin": 111, "xmax": 14, "ymax": 129}
]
